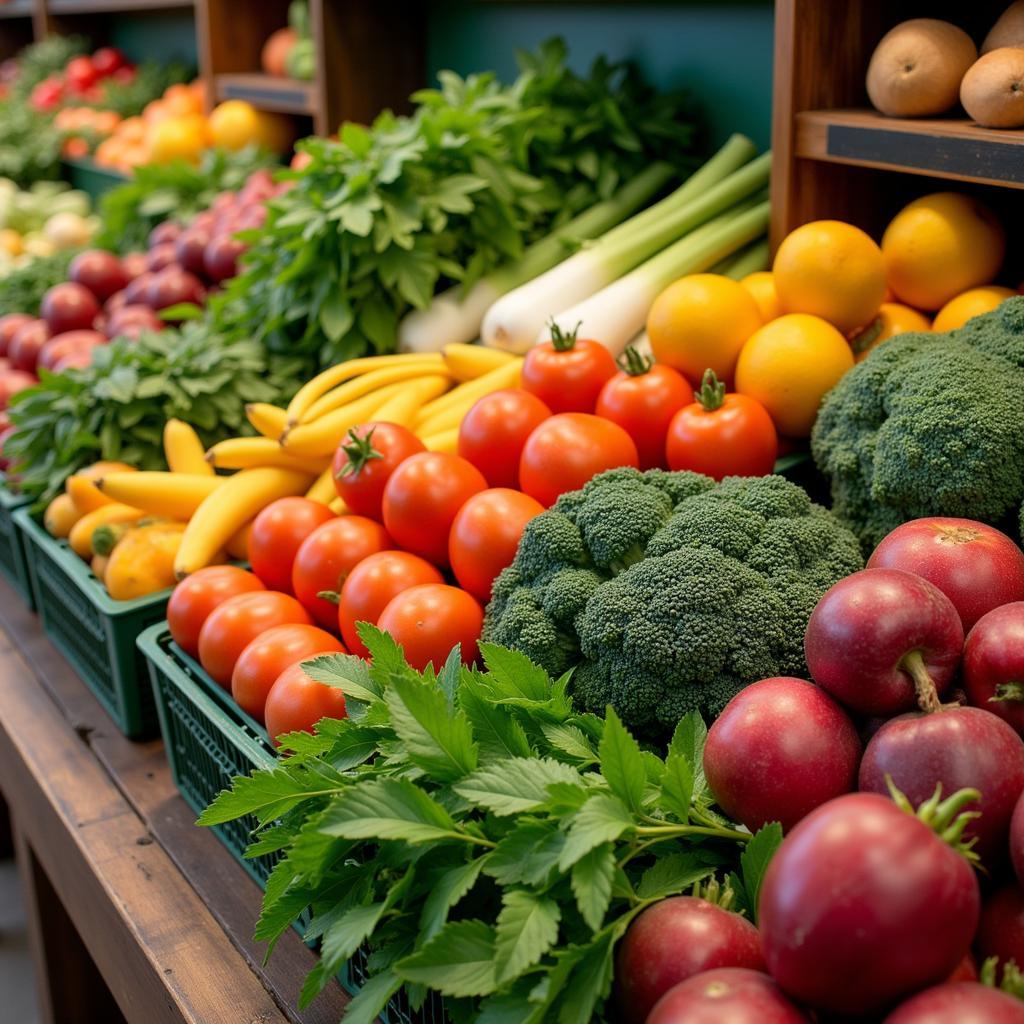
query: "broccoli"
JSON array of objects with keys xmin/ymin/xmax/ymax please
[
  {"xmin": 482, "ymin": 468, "xmax": 863, "ymax": 739},
  {"xmin": 812, "ymin": 296, "xmax": 1024, "ymax": 550}
]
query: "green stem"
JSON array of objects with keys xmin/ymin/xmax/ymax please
[
  {"xmin": 636, "ymin": 823, "xmax": 751, "ymax": 843},
  {"xmin": 695, "ymin": 369, "xmax": 726, "ymax": 411},
  {"xmin": 712, "ymin": 237, "xmax": 770, "ymax": 279},
  {"xmin": 993, "ymin": 682, "xmax": 1024, "ymax": 703}
]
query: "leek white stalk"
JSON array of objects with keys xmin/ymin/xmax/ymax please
[
  {"xmin": 541, "ymin": 198, "xmax": 771, "ymax": 358},
  {"xmin": 396, "ymin": 161, "xmax": 676, "ymax": 353},
  {"xmin": 482, "ymin": 135, "xmax": 763, "ymax": 353}
]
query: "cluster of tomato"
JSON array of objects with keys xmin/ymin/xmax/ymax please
[{"xmin": 30, "ymin": 47, "xmax": 133, "ymax": 112}]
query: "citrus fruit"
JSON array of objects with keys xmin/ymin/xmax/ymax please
[
  {"xmin": 735, "ymin": 313, "xmax": 854, "ymax": 438},
  {"xmin": 882, "ymin": 192, "xmax": 1006, "ymax": 311},
  {"xmin": 147, "ymin": 113, "xmax": 209, "ymax": 164},
  {"xmin": 740, "ymin": 271, "xmax": 781, "ymax": 322},
  {"xmin": 932, "ymin": 285, "xmax": 1016, "ymax": 332},
  {"xmin": 208, "ymin": 100, "xmax": 293, "ymax": 152},
  {"xmin": 773, "ymin": 220, "xmax": 887, "ymax": 334},
  {"xmin": 647, "ymin": 273, "xmax": 763, "ymax": 384},
  {"xmin": 851, "ymin": 302, "xmax": 932, "ymax": 362},
  {"xmin": 163, "ymin": 82, "xmax": 203, "ymax": 117}
]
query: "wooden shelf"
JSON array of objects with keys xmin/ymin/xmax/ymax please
[
  {"xmin": 214, "ymin": 72, "xmax": 315, "ymax": 116},
  {"xmin": 46, "ymin": 0, "xmax": 193, "ymax": 12},
  {"xmin": 0, "ymin": 0, "xmax": 34, "ymax": 20},
  {"xmin": 796, "ymin": 109, "xmax": 1024, "ymax": 190}
]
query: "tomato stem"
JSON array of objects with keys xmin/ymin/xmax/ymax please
[
  {"xmin": 886, "ymin": 776, "xmax": 983, "ymax": 866},
  {"xmin": 617, "ymin": 345, "xmax": 653, "ymax": 377},
  {"xmin": 694, "ymin": 368, "xmax": 726, "ymax": 412},
  {"xmin": 547, "ymin": 319, "xmax": 582, "ymax": 352},
  {"xmin": 337, "ymin": 427, "xmax": 382, "ymax": 478}
]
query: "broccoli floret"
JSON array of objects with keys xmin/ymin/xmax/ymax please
[
  {"xmin": 483, "ymin": 469, "xmax": 863, "ymax": 740},
  {"xmin": 813, "ymin": 296, "xmax": 1024, "ymax": 549}
]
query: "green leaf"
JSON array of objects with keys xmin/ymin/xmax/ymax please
[
  {"xmin": 459, "ymin": 672, "xmax": 532, "ymax": 761},
  {"xmin": 559, "ymin": 794, "xmax": 634, "ymax": 871},
  {"xmin": 740, "ymin": 823, "xmax": 783, "ymax": 922},
  {"xmin": 541, "ymin": 722, "xmax": 598, "ymax": 765},
  {"xmin": 485, "ymin": 821, "xmax": 567, "ymax": 887},
  {"xmin": 334, "ymin": 970, "xmax": 402, "ymax": 1024},
  {"xmin": 557, "ymin": 931, "xmax": 617, "ymax": 1024},
  {"xmin": 318, "ymin": 778, "xmax": 460, "ymax": 844},
  {"xmin": 636, "ymin": 852, "xmax": 717, "ymax": 900},
  {"xmin": 198, "ymin": 767, "xmax": 340, "ymax": 827},
  {"xmin": 302, "ymin": 652, "xmax": 381, "ymax": 704},
  {"xmin": 598, "ymin": 707, "xmax": 646, "ymax": 812},
  {"xmin": 454, "ymin": 757, "xmax": 584, "ymax": 816},
  {"xmin": 479, "ymin": 643, "xmax": 554, "ymax": 702},
  {"xmin": 571, "ymin": 843, "xmax": 614, "ymax": 932},
  {"xmin": 669, "ymin": 712, "xmax": 708, "ymax": 799},
  {"xmin": 660, "ymin": 750, "xmax": 694, "ymax": 821},
  {"xmin": 494, "ymin": 889, "xmax": 561, "ymax": 985},
  {"xmin": 420, "ymin": 856, "xmax": 488, "ymax": 940},
  {"xmin": 396, "ymin": 920, "xmax": 497, "ymax": 997},
  {"xmin": 319, "ymin": 287, "xmax": 354, "ymax": 342}
]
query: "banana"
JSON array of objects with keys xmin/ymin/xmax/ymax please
[
  {"xmin": 421, "ymin": 427, "xmax": 460, "ymax": 454},
  {"xmin": 372, "ymin": 375, "xmax": 451, "ymax": 427},
  {"xmin": 280, "ymin": 384, "xmax": 404, "ymax": 458},
  {"xmin": 414, "ymin": 360, "xmax": 523, "ymax": 434},
  {"xmin": 163, "ymin": 419, "xmax": 214, "ymax": 475},
  {"xmin": 442, "ymin": 344, "xmax": 519, "ymax": 382},
  {"xmin": 175, "ymin": 467, "xmax": 313, "ymax": 577},
  {"xmin": 95, "ymin": 472, "xmax": 225, "ymax": 520},
  {"xmin": 245, "ymin": 402, "xmax": 289, "ymax": 440},
  {"xmin": 305, "ymin": 464, "xmax": 338, "ymax": 505},
  {"xmin": 285, "ymin": 352, "xmax": 445, "ymax": 426},
  {"xmin": 328, "ymin": 496, "xmax": 348, "ymax": 515},
  {"xmin": 206, "ymin": 437, "xmax": 328, "ymax": 475}
]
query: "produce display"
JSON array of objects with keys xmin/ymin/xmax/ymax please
[{"xmin": 261, "ymin": 1, "xmax": 315, "ymax": 81}]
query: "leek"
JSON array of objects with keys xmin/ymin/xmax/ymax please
[
  {"xmin": 711, "ymin": 237, "xmax": 771, "ymax": 279},
  {"xmin": 396, "ymin": 161, "xmax": 676, "ymax": 353},
  {"xmin": 541, "ymin": 198, "xmax": 771, "ymax": 357},
  {"xmin": 481, "ymin": 135, "xmax": 763, "ymax": 353}
]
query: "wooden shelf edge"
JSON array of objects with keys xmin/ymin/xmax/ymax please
[
  {"xmin": 795, "ymin": 109, "xmax": 1024, "ymax": 190},
  {"xmin": 214, "ymin": 73, "xmax": 316, "ymax": 116},
  {"xmin": 46, "ymin": 0, "xmax": 194, "ymax": 12},
  {"xmin": 0, "ymin": 0, "xmax": 33, "ymax": 20}
]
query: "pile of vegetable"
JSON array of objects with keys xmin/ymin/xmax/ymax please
[{"xmin": 0, "ymin": 178, "xmax": 95, "ymax": 272}]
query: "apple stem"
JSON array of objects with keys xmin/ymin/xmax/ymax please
[{"xmin": 900, "ymin": 649, "xmax": 941, "ymax": 714}]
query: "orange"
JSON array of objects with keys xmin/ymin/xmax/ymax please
[
  {"xmin": 850, "ymin": 302, "xmax": 931, "ymax": 363},
  {"xmin": 143, "ymin": 99, "xmax": 172, "ymax": 124},
  {"xmin": 208, "ymin": 99, "xmax": 294, "ymax": 153},
  {"xmin": 147, "ymin": 113, "xmax": 209, "ymax": 165},
  {"xmin": 735, "ymin": 313, "xmax": 854, "ymax": 438},
  {"xmin": 882, "ymin": 193, "xmax": 1006, "ymax": 311},
  {"xmin": 740, "ymin": 271, "xmax": 781, "ymax": 322},
  {"xmin": 773, "ymin": 220, "xmax": 887, "ymax": 335},
  {"xmin": 647, "ymin": 273, "xmax": 763, "ymax": 384},
  {"xmin": 932, "ymin": 285, "xmax": 1016, "ymax": 333},
  {"xmin": 94, "ymin": 137, "xmax": 123, "ymax": 167},
  {"xmin": 163, "ymin": 82, "xmax": 203, "ymax": 116},
  {"xmin": 93, "ymin": 110, "xmax": 121, "ymax": 135},
  {"xmin": 118, "ymin": 116, "xmax": 146, "ymax": 143}
]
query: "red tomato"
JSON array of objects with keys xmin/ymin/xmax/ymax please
[
  {"xmin": 382, "ymin": 452, "xmax": 487, "ymax": 566},
  {"xmin": 198, "ymin": 591, "xmax": 311, "ymax": 687},
  {"xmin": 665, "ymin": 370, "xmax": 778, "ymax": 480},
  {"xmin": 449, "ymin": 488, "xmax": 544, "ymax": 602},
  {"xmin": 457, "ymin": 388, "xmax": 551, "ymax": 488},
  {"xmin": 331, "ymin": 421, "xmax": 424, "ymax": 520},
  {"xmin": 231, "ymin": 623, "xmax": 343, "ymax": 723},
  {"xmin": 377, "ymin": 584, "xmax": 483, "ymax": 670},
  {"xmin": 248, "ymin": 497, "xmax": 335, "ymax": 594},
  {"xmin": 291, "ymin": 515, "xmax": 393, "ymax": 629},
  {"xmin": 596, "ymin": 349, "xmax": 693, "ymax": 470},
  {"xmin": 167, "ymin": 566, "xmax": 264, "ymax": 657},
  {"xmin": 338, "ymin": 551, "xmax": 444, "ymax": 657},
  {"xmin": 264, "ymin": 662, "xmax": 348, "ymax": 747},
  {"xmin": 65, "ymin": 55, "xmax": 99, "ymax": 91},
  {"xmin": 91, "ymin": 47, "xmax": 127, "ymax": 78},
  {"xmin": 519, "ymin": 413, "xmax": 639, "ymax": 507},
  {"xmin": 522, "ymin": 324, "xmax": 618, "ymax": 414}
]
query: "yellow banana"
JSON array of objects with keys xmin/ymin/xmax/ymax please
[
  {"xmin": 373, "ymin": 375, "xmax": 451, "ymax": 428},
  {"xmin": 298, "ymin": 358, "xmax": 447, "ymax": 425},
  {"xmin": 95, "ymin": 472, "xmax": 225, "ymax": 520},
  {"xmin": 175, "ymin": 467, "xmax": 313, "ymax": 577},
  {"xmin": 245, "ymin": 402, "xmax": 289, "ymax": 440},
  {"xmin": 414, "ymin": 360, "xmax": 523, "ymax": 434},
  {"xmin": 421, "ymin": 427, "xmax": 460, "ymax": 454},
  {"xmin": 205, "ymin": 437, "xmax": 328, "ymax": 475},
  {"xmin": 442, "ymin": 344, "xmax": 519, "ymax": 382},
  {"xmin": 285, "ymin": 352, "xmax": 445, "ymax": 425},
  {"xmin": 280, "ymin": 384, "xmax": 405, "ymax": 458},
  {"xmin": 328, "ymin": 496, "xmax": 349, "ymax": 515},
  {"xmin": 305, "ymin": 464, "xmax": 338, "ymax": 505},
  {"xmin": 163, "ymin": 419, "xmax": 214, "ymax": 476}
]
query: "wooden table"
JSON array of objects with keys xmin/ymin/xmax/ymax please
[{"xmin": 0, "ymin": 574, "xmax": 350, "ymax": 1024}]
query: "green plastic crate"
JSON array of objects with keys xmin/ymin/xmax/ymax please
[
  {"xmin": 14, "ymin": 508, "xmax": 167, "ymax": 737},
  {"xmin": 0, "ymin": 479, "xmax": 34, "ymax": 608}
]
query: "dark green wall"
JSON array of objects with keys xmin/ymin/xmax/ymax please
[{"xmin": 426, "ymin": 2, "xmax": 775, "ymax": 150}]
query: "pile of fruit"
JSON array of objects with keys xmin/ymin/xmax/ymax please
[
  {"xmin": 28, "ymin": 45, "xmax": 136, "ymax": 113},
  {"xmin": 260, "ymin": 1, "xmax": 315, "ymax": 81}
]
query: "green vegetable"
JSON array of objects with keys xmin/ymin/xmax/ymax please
[
  {"xmin": 483, "ymin": 468, "xmax": 864, "ymax": 739},
  {"xmin": 812, "ymin": 295, "xmax": 1024, "ymax": 550},
  {"xmin": 6, "ymin": 321, "xmax": 304, "ymax": 505},
  {"xmin": 200, "ymin": 627, "xmax": 781, "ymax": 1022},
  {"xmin": 8, "ymin": 36, "xmax": 88, "ymax": 100},
  {"xmin": 0, "ymin": 248, "xmax": 78, "ymax": 315},
  {"xmin": 0, "ymin": 99, "xmax": 64, "ymax": 187},
  {"xmin": 285, "ymin": 39, "xmax": 315, "ymax": 81}
]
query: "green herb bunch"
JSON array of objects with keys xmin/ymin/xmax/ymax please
[
  {"xmin": 6, "ymin": 321, "xmax": 305, "ymax": 504},
  {"xmin": 0, "ymin": 247, "xmax": 77, "ymax": 316},
  {"xmin": 0, "ymin": 99, "xmax": 65, "ymax": 187},
  {"xmin": 201, "ymin": 627, "xmax": 779, "ymax": 1024},
  {"xmin": 7, "ymin": 35, "xmax": 88, "ymax": 100}
]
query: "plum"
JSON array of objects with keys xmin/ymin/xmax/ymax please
[
  {"xmin": 40, "ymin": 282, "xmax": 100, "ymax": 335},
  {"xmin": 647, "ymin": 968, "xmax": 808, "ymax": 1024},
  {"xmin": 882, "ymin": 982, "xmax": 1024, "ymax": 1023}
]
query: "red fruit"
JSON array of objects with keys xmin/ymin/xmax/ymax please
[
  {"xmin": 112, "ymin": 65, "xmax": 136, "ymax": 85},
  {"xmin": 204, "ymin": 235, "xmax": 246, "ymax": 282},
  {"xmin": 70, "ymin": 249, "xmax": 129, "ymax": 302},
  {"xmin": 964, "ymin": 603, "xmax": 1024, "ymax": 736},
  {"xmin": 804, "ymin": 568, "xmax": 964, "ymax": 717},
  {"xmin": 759, "ymin": 793, "xmax": 980, "ymax": 1015},
  {"xmin": 65, "ymin": 55, "xmax": 98, "ymax": 91},
  {"xmin": 38, "ymin": 330, "xmax": 104, "ymax": 372},
  {"xmin": 148, "ymin": 222, "xmax": 181, "ymax": 248},
  {"xmin": 30, "ymin": 78, "xmax": 62, "ymax": 111},
  {"xmin": 91, "ymin": 47, "xmax": 126, "ymax": 77},
  {"xmin": 647, "ymin": 968, "xmax": 809, "ymax": 1024},
  {"xmin": 1013, "ymin": 791, "xmax": 1024, "ymax": 887},
  {"xmin": 976, "ymin": 885, "xmax": 1024, "ymax": 969},
  {"xmin": 105, "ymin": 305, "xmax": 163, "ymax": 340},
  {"xmin": 522, "ymin": 325, "xmax": 618, "ymax": 414},
  {"xmin": 41, "ymin": 282, "xmax": 100, "ymax": 335},
  {"xmin": 248, "ymin": 497, "xmax": 335, "ymax": 594},
  {"xmin": 860, "ymin": 706, "xmax": 1024, "ymax": 866},
  {"xmin": 174, "ymin": 226, "xmax": 212, "ymax": 278},
  {"xmin": 704, "ymin": 677, "xmax": 861, "ymax": 833},
  {"xmin": 264, "ymin": 662, "xmax": 348, "ymax": 747},
  {"xmin": 457, "ymin": 388, "xmax": 552, "ymax": 489},
  {"xmin": 869, "ymin": 517, "xmax": 1024, "ymax": 631},
  {"xmin": 8, "ymin": 319, "xmax": 50, "ymax": 373},
  {"xmin": 882, "ymin": 982, "xmax": 1024, "ymax": 1023},
  {"xmin": 615, "ymin": 899, "xmax": 766, "ymax": 1024},
  {"xmin": 331, "ymin": 422, "xmax": 425, "ymax": 521},
  {"xmin": 121, "ymin": 251, "xmax": 148, "ymax": 278},
  {"xmin": 948, "ymin": 955, "xmax": 978, "ymax": 983},
  {"xmin": 376, "ymin": 583, "xmax": 483, "ymax": 670},
  {"xmin": 147, "ymin": 266, "xmax": 206, "ymax": 311},
  {"xmin": 53, "ymin": 350, "xmax": 93, "ymax": 372},
  {"xmin": 167, "ymin": 565, "xmax": 265, "ymax": 658},
  {"xmin": 0, "ymin": 369, "xmax": 36, "ymax": 408},
  {"xmin": 146, "ymin": 242, "xmax": 178, "ymax": 273},
  {"xmin": 0, "ymin": 313, "xmax": 33, "ymax": 356},
  {"xmin": 123, "ymin": 273, "xmax": 156, "ymax": 306}
]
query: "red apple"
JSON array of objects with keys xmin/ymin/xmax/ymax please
[
  {"xmin": 1013, "ymin": 791, "xmax": 1024, "ymax": 887},
  {"xmin": 976, "ymin": 885, "xmax": 1024, "ymax": 969},
  {"xmin": 121, "ymin": 251, "xmax": 148, "ymax": 278},
  {"xmin": 8, "ymin": 319, "xmax": 50, "ymax": 372},
  {"xmin": 69, "ymin": 249, "xmax": 129, "ymax": 302},
  {"xmin": 106, "ymin": 304, "xmax": 163, "ymax": 340},
  {"xmin": 204, "ymin": 235, "xmax": 245, "ymax": 282},
  {"xmin": 0, "ymin": 312, "xmax": 33, "ymax": 356},
  {"xmin": 38, "ymin": 330, "xmax": 104, "ymax": 372},
  {"xmin": 963, "ymin": 603, "xmax": 1024, "ymax": 736},
  {"xmin": 174, "ymin": 226, "xmax": 212, "ymax": 277},
  {"xmin": 0, "ymin": 369, "xmax": 37, "ymax": 407},
  {"xmin": 146, "ymin": 242, "xmax": 178, "ymax": 273},
  {"xmin": 148, "ymin": 221, "xmax": 181, "ymax": 248},
  {"xmin": 53, "ymin": 349, "xmax": 94, "ymax": 371},
  {"xmin": 147, "ymin": 266, "xmax": 206, "ymax": 311},
  {"xmin": 646, "ymin": 969, "xmax": 807, "ymax": 1024},
  {"xmin": 40, "ymin": 282, "xmax": 100, "ymax": 335},
  {"xmin": 124, "ymin": 272, "xmax": 156, "ymax": 306}
]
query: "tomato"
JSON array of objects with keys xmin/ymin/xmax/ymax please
[
  {"xmin": 91, "ymin": 47, "xmax": 127, "ymax": 78},
  {"xmin": 382, "ymin": 452, "xmax": 487, "ymax": 566},
  {"xmin": 646, "ymin": 969, "xmax": 807, "ymax": 1024},
  {"xmin": 338, "ymin": 551, "xmax": 444, "ymax": 657},
  {"xmin": 198, "ymin": 591, "xmax": 311, "ymax": 687},
  {"xmin": 448, "ymin": 488, "xmax": 544, "ymax": 602},
  {"xmin": 331, "ymin": 422, "xmax": 424, "ymax": 520},
  {"xmin": 595, "ymin": 349, "xmax": 693, "ymax": 469},
  {"xmin": 231, "ymin": 623, "xmax": 343, "ymax": 722},
  {"xmin": 519, "ymin": 413, "xmax": 639, "ymax": 507},
  {"xmin": 522, "ymin": 324, "xmax": 617, "ymax": 414},
  {"xmin": 167, "ymin": 566, "xmax": 264, "ymax": 657},
  {"xmin": 976, "ymin": 885, "xmax": 1024, "ymax": 968},
  {"xmin": 248, "ymin": 497, "xmax": 335, "ymax": 594},
  {"xmin": 0, "ymin": 313, "xmax": 33, "ymax": 357},
  {"xmin": 457, "ymin": 389, "xmax": 551, "ymax": 489},
  {"xmin": 377, "ymin": 584, "xmax": 483, "ymax": 670},
  {"xmin": 665, "ymin": 370, "xmax": 778, "ymax": 480},
  {"xmin": 883, "ymin": 982, "xmax": 1024, "ymax": 1024},
  {"xmin": 264, "ymin": 662, "xmax": 347, "ymax": 747},
  {"xmin": 291, "ymin": 515, "xmax": 392, "ymax": 628},
  {"xmin": 65, "ymin": 56, "xmax": 99, "ymax": 92}
]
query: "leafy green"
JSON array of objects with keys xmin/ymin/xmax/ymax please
[
  {"xmin": 201, "ymin": 628, "xmax": 760, "ymax": 1022},
  {"xmin": 0, "ymin": 248, "xmax": 78, "ymax": 316},
  {"xmin": 0, "ymin": 99, "xmax": 64, "ymax": 187},
  {"xmin": 8, "ymin": 36, "xmax": 88, "ymax": 100}
]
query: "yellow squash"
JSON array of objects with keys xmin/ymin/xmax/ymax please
[
  {"xmin": 67, "ymin": 503, "xmax": 144, "ymax": 559},
  {"xmin": 44, "ymin": 493, "xmax": 82, "ymax": 538},
  {"xmin": 105, "ymin": 521, "xmax": 188, "ymax": 601}
]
